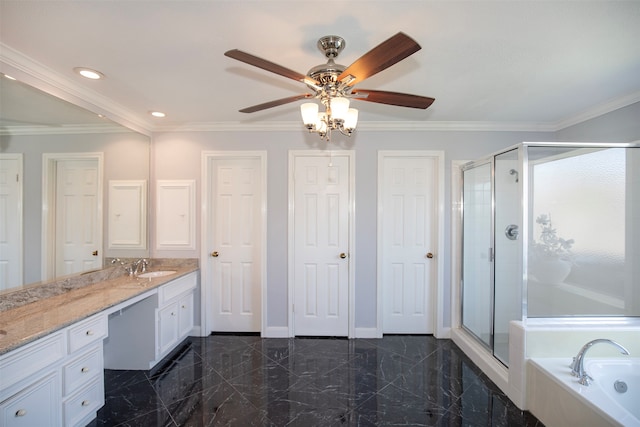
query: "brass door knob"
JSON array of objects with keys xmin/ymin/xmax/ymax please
[
  {"xmin": 211, "ymin": 251, "xmax": 219, "ymax": 257},
  {"xmin": 426, "ymin": 253, "xmax": 434, "ymax": 259},
  {"xmin": 92, "ymin": 250, "xmax": 98, "ymax": 256},
  {"xmin": 339, "ymin": 253, "xmax": 347, "ymax": 259}
]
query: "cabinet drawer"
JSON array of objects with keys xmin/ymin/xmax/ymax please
[
  {"xmin": 0, "ymin": 332, "xmax": 65, "ymax": 393},
  {"xmin": 0, "ymin": 371, "xmax": 61, "ymax": 427},
  {"xmin": 63, "ymin": 377, "xmax": 104, "ymax": 427},
  {"xmin": 158, "ymin": 272, "xmax": 196, "ymax": 305},
  {"xmin": 68, "ymin": 314, "xmax": 107, "ymax": 354},
  {"xmin": 63, "ymin": 345, "xmax": 103, "ymax": 396}
]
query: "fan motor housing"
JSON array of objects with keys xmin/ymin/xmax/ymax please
[{"xmin": 307, "ymin": 59, "xmax": 346, "ymax": 86}]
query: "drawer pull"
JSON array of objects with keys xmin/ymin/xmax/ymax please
[
  {"xmin": 85, "ymin": 330, "xmax": 94, "ymax": 336},
  {"xmin": 81, "ymin": 366, "xmax": 90, "ymax": 373},
  {"xmin": 81, "ymin": 400, "xmax": 90, "ymax": 407},
  {"xmin": 15, "ymin": 409, "xmax": 27, "ymax": 417},
  {"xmin": 182, "ymin": 305, "xmax": 186, "ymax": 309},
  {"xmin": 171, "ymin": 312, "xmax": 176, "ymax": 316}
]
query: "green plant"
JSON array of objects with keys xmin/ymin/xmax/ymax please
[{"xmin": 533, "ymin": 214, "xmax": 574, "ymax": 259}]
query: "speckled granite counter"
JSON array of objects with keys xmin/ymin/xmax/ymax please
[{"xmin": 0, "ymin": 260, "xmax": 198, "ymax": 355}]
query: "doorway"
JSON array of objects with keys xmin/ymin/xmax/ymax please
[
  {"xmin": 288, "ymin": 151, "xmax": 355, "ymax": 337},
  {"xmin": 0, "ymin": 154, "xmax": 23, "ymax": 290},
  {"xmin": 378, "ymin": 151, "xmax": 441, "ymax": 334},
  {"xmin": 202, "ymin": 151, "xmax": 266, "ymax": 334},
  {"xmin": 42, "ymin": 153, "xmax": 103, "ymax": 281}
]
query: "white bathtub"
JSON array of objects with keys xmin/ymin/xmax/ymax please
[{"xmin": 528, "ymin": 357, "xmax": 640, "ymax": 427}]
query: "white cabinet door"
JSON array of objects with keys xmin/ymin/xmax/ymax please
[
  {"xmin": 158, "ymin": 303, "xmax": 179, "ymax": 356},
  {"xmin": 178, "ymin": 293, "xmax": 194, "ymax": 338},
  {"xmin": 0, "ymin": 372, "xmax": 60, "ymax": 427}
]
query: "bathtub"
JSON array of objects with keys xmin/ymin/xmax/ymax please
[{"xmin": 527, "ymin": 357, "xmax": 640, "ymax": 427}]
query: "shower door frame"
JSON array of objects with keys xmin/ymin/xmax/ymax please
[
  {"xmin": 460, "ymin": 144, "xmax": 526, "ymax": 364},
  {"xmin": 461, "ymin": 158, "xmax": 496, "ymax": 353}
]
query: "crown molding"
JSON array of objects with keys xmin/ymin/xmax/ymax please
[
  {"xmin": 0, "ymin": 43, "xmax": 153, "ymax": 136},
  {"xmin": 0, "ymin": 124, "xmax": 131, "ymax": 136},
  {"xmin": 551, "ymin": 90, "xmax": 640, "ymax": 131},
  {"xmin": 152, "ymin": 120, "xmax": 559, "ymax": 133}
]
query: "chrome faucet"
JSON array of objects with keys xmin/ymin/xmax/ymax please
[
  {"xmin": 111, "ymin": 258, "xmax": 148, "ymax": 276},
  {"xmin": 570, "ymin": 339, "xmax": 630, "ymax": 386},
  {"xmin": 131, "ymin": 258, "xmax": 148, "ymax": 276}
]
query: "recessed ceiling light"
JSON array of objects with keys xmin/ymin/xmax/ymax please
[
  {"xmin": 150, "ymin": 111, "xmax": 166, "ymax": 118},
  {"xmin": 74, "ymin": 67, "xmax": 104, "ymax": 80}
]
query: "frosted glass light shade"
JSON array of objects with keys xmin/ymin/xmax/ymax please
[
  {"xmin": 330, "ymin": 97, "xmax": 350, "ymax": 121},
  {"xmin": 301, "ymin": 103, "xmax": 319, "ymax": 126},
  {"xmin": 344, "ymin": 108, "xmax": 358, "ymax": 130}
]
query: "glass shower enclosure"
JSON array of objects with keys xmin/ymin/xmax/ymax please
[{"xmin": 461, "ymin": 142, "xmax": 640, "ymax": 366}]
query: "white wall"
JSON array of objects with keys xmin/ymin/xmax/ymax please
[{"xmin": 151, "ymin": 128, "xmax": 553, "ymax": 332}]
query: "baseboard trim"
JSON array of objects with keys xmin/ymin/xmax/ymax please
[
  {"xmin": 263, "ymin": 326, "xmax": 290, "ymax": 338},
  {"xmin": 435, "ymin": 326, "xmax": 452, "ymax": 339},
  {"xmin": 354, "ymin": 327, "xmax": 381, "ymax": 339}
]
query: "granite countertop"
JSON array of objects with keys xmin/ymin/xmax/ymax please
[{"xmin": 0, "ymin": 264, "xmax": 198, "ymax": 356}]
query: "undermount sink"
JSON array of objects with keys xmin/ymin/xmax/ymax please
[{"xmin": 137, "ymin": 270, "xmax": 177, "ymax": 279}]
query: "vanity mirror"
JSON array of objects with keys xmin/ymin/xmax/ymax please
[{"xmin": 0, "ymin": 73, "xmax": 150, "ymax": 292}]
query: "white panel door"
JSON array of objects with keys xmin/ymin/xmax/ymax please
[
  {"xmin": 0, "ymin": 155, "xmax": 22, "ymax": 290},
  {"xmin": 209, "ymin": 157, "xmax": 263, "ymax": 332},
  {"xmin": 293, "ymin": 154, "xmax": 350, "ymax": 336},
  {"xmin": 380, "ymin": 155, "xmax": 437, "ymax": 333},
  {"xmin": 55, "ymin": 159, "xmax": 101, "ymax": 277}
]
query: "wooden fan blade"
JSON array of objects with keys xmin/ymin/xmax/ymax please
[
  {"xmin": 351, "ymin": 89, "xmax": 435, "ymax": 109},
  {"xmin": 239, "ymin": 94, "xmax": 313, "ymax": 113},
  {"xmin": 225, "ymin": 49, "xmax": 319, "ymax": 85},
  {"xmin": 338, "ymin": 32, "xmax": 421, "ymax": 86}
]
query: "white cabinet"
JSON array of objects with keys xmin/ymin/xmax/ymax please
[
  {"xmin": 0, "ymin": 372, "xmax": 60, "ymax": 427},
  {"xmin": 155, "ymin": 272, "xmax": 196, "ymax": 363},
  {"xmin": 104, "ymin": 271, "xmax": 197, "ymax": 370},
  {"xmin": 62, "ymin": 344, "xmax": 104, "ymax": 427},
  {"xmin": 0, "ymin": 313, "xmax": 107, "ymax": 427},
  {"xmin": 158, "ymin": 301, "xmax": 180, "ymax": 356},
  {"xmin": 178, "ymin": 293, "xmax": 194, "ymax": 338}
]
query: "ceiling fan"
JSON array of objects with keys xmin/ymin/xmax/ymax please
[{"xmin": 224, "ymin": 32, "xmax": 435, "ymax": 138}]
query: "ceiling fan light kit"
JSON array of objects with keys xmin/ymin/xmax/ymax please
[{"xmin": 224, "ymin": 32, "xmax": 435, "ymax": 141}]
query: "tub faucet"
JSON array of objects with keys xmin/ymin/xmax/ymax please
[{"xmin": 570, "ymin": 339, "xmax": 630, "ymax": 386}]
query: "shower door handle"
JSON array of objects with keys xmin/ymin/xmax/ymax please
[{"xmin": 505, "ymin": 224, "xmax": 519, "ymax": 240}]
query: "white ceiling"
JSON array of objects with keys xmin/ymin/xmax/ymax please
[{"xmin": 1, "ymin": 0, "xmax": 639, "ymax": 132}]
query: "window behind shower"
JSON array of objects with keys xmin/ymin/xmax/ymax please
[{"xmin": 527, "ymin": 146, "xmax": 640, "ymax": 317}]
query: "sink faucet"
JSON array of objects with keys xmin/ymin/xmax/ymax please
[
  {"xmin": 131, "ymin": 258, "xmax": 148, "ymax": 276},
  {"xmin": 570, "ymin": 339, "xmax": 630, "ymax": 386},
  {"xmin": 111, "ymin": 258, "xmax": 148, "ymax": 276}
]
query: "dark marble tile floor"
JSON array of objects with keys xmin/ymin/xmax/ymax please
[{"xmin": 90, "ymin": 335, "xmax": 544, "ymax": 426}]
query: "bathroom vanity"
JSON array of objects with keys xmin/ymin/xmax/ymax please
[{"xmin": 0, "ymin": 264, "xmax": 198, "ymax": 427}]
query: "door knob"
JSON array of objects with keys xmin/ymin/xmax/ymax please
[
  {"xmin": 339, "ymin": 253, "xmax": 347, "ymax": 259},
  {"xmin": 92, "ymin": 250, "xmax": 98, "ymax": 256},
  {"xmin": 426, "ymin": 253, "xmax": 434, "ymax": 259},
  {"xmin": 211, "ymin": 251, "xmax": 219, "ymax": 257}
]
